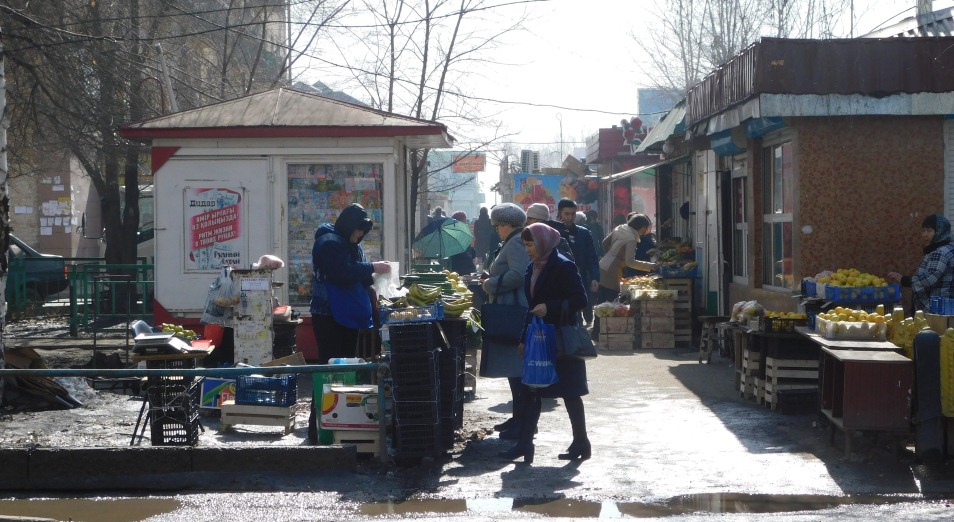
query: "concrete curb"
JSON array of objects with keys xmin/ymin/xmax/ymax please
[{"xmin": 0, "ymin": 446, "xmax": 356, "ymax": 491}]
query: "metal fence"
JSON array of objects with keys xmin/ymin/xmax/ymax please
[{"xmin": 67, "ymin": 260, "xmax": 155, "ymax": 336}]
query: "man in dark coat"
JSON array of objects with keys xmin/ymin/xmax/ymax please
[
  {"xmin": 473, "ymin": 206, "xmax": 496, "ymax": 264},
  {"xmin": 557, "ymin": 199, "xmax": 601, "ymax": 325}
]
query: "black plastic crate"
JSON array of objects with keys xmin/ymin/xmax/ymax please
[
  {"xmin": 145, "ymin": 357, "xmax": 197, "ymax": 386},
  {"xmin": 389, "ymin": 323, "xmax": 441, "ymax": 353},
  {"xmin": 438, "ymin": 320, "xmax": 468, "ymax": 352},
  {"xmin": 440, "ymin": 420, "xmax": 456, "ymax": 450},
  {"xmin": 393, "ymin": 421, "xmax": 443, "ymax": 459},
  {"xmin": 438, "ymin": 353, "xmax": 463, "ymax": 387},
  {"xmin": 392, "ymin": 384, "xmax": 439, "ymax": 402},
  {"xmin": 235, "ymin": 374, "xmax": 298, "ymax": 407},
  {"xmin": 150, "ymin": 409, "xmax": 200, "ymax": 446},
  {"xmin": 390, "ymin": 351, "xmax": 439, "ymax": 387},
  {"xmin": 147, "ymin": 381, "xmax": 199, "ymax": 413},
  {"xmin": 439, "ymin": 387, "xmax": 463, "ymax": 419},
  {"xmin": 393, "ymin": 400, "xmax": 440, "ymax": 425}
]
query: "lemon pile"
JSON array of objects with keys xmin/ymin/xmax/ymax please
[
  {"xmin": 764, "ymin": 311, "xmax": 808, "ymax": 320},
  {"xmin": 817, "ymin": 268, "xmax": 888, "ymax": 287},
  {"xmin": 815, "ymin": 305, "xmax": 888, "ymax": 340}
]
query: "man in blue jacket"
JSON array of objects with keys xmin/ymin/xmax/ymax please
[{"xmin": 557, "ymin": 199, "xmax": 601, "ymax": 325}]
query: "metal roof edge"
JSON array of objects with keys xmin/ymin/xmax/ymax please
[{"xmin": 601, "ymin": 157, "xmax": 680, "ymax": 182}]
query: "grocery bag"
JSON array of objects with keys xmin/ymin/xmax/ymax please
[{"xmin": 522, "ymin": 316, "xmax": 558, "ymax": 388}]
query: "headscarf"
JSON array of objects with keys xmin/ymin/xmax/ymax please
[
  {"xmin": 923, "ymin": 214, "xmax": 952, "ymax": 254},
  {"xmin": 451, "ymin": 211, "xmax": 467, "ymax": 222},
  {"xmin": 527, "ymin": 222, "xmax": 561, "ymax": 294}
]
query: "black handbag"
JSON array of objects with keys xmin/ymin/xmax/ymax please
[
  {"xmin": 556, "ymin": 301, "xmax": 598, "ymax": 360},
  {"xmin": 478, "ymin": 274, "xmax": 528, "ymax": 378}
]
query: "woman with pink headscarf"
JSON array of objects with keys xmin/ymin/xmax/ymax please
[{"xmin": 498, "ymin": 222, "xmax": 590, "ymax": 464}]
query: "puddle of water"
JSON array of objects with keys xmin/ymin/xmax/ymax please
[
  {"xmin": 360, "ymin": 493, "xmax": 929, "ymax": 518},
  {"xmin": 0, "ymin": 498, "xmax": 181, "ymax": 522}
]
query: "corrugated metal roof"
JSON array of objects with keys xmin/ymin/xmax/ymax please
[
  {"xmin": 120, "ymin": 88, "xmax": 454, "ymax": 148},
  {"xmin": 635, "ymin": 100, "xmax": 686, "ymax": 153},
  {"xmin": 686, "ymin": 37, "xmax": 954, "ymax": 128}
]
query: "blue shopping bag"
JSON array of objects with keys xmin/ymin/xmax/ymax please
[{"xmin": 522, "ymin": 316, "xmax": 558, "ymax": 388}]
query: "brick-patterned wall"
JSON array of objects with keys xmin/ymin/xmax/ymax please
[{"xmin": 795, "ymin": 116, "xmax": 944, "ymax": 280}]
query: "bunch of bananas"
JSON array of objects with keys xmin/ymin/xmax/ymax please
[
  {"xmin": 407, "ymin": 283, "xmax": 443, "ymax": 306},
  {"xmin": 442, "ymin": 294, "xmax": 473, "ymax": 318}
]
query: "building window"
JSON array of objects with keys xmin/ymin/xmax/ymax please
[
  {"xmin": 762, "ymin": 141, "xmax": 794, "ymax": 289},
  {"xmin": 731, "ymin": 159, "xmax": 748, "ymax": 281}
]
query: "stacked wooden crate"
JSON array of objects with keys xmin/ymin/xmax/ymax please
[
  {"xmin": 634, "ymin": 300, "xmax": 675, "ymax": 349},
  {"xmin": 739, "ymin": 347, "xmax": 761, "ymax": 400},
  {"xmin": 598, "ymin": 316, "xmax": 636, "ymax": 351},
  {"xmin": 658, "ymin": 278, "xmax": 692, "ymax": 347},
  {"xmin": 763, "ymin": 357, "xmax": 819, "ymax": 410}
]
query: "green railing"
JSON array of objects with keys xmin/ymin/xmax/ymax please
[{"xmin": 67, "ymin": 259, "xmax": 155, "ymax": 336}]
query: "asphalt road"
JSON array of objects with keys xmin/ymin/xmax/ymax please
[{"xmin": 3, "ymin": 340, "xmax": 954, "ymax": 520}]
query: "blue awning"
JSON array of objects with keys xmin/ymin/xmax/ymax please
[{"xmin": 710, "ymin": 129, "xmax": 746, "ymax": 156}]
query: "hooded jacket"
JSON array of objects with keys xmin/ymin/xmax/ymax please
[
  {"xmin": 903, "ymin": 214, "xmax": 954, "ymax": 312},
  {"xmin": 310, "ymin": 204, "xmax": 375, "ymax": 317}
]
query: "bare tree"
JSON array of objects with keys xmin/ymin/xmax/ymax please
[
  {"xmin": 1, "ymin": 0, "xmax": 347, "ymax": 278},
  {"xmin": 1, "ymin": 21, "xmax": 10, "ymax": 366},
  {"xmin": 636, "ymin": 0, "xmax": 853, "ymax": 96}
]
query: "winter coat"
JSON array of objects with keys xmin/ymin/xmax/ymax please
[
  {"xmin": 599, "ymin": 224, "xmax": 655, "ymax": 290},
  {"xmin": 474, "ymin": 214, "xmax": 496, "ymax": 259},
  {"xmin": 310, "ymin": 204, "xmax": 375, "ymax": 319},
  {"xmin": 565, "ymin": 224, "xmax": 600, "ymax": 284},
  {"xmin": 484, "ymin": 228, "xmax": 530, "ymax": 309},
  {"xmin": 522, "ymin": 247, "xmax": 589, "ymax": 398}
]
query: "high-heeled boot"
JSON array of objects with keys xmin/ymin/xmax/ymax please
[
  {"xmin": 558, "ymin": 396, "xmax": 591, "ymax": 461},
  {"xmin": 499, "ymin": 392, "xmax": 539, "ymax": 464}
]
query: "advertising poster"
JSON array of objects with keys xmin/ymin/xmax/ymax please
[
  {"xmin": 185, "ymin": 188, "xmax": 243, "ymax": 270},
  {"xmin": 286, "ymin": 163, "xmax": 384, "ymax": 308},
  {"xmin": 513, "ymin": 174, "xmax": 599, "ymax": 213}
]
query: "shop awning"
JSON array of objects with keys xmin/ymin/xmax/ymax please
[
  {"xmin": 635, "ymin": 100, "xmax": 686, "ymax": 153},
  {"xmin": 602, "ymin": 159, "xmax": 666, "ymax": 183}
]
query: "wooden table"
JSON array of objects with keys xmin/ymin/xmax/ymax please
[{"xmin": 796, "ymin": 327, "xmax": 911, "ymax": 456}]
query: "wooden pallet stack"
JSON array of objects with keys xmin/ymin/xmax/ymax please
[
  {"xmin": 658, "ymin": 278, "xmax": 692, "ymax": 347},
  {"xmin": 739, "ymin": 347, "xmax": 761, "ymax": 400},
  {"xmin": 763, "ymin": 357, "xmax": 819, "ymax": 410},
  {"xmin": 599, "ymin": 316, "xmax": 636, "ymax": 351}
]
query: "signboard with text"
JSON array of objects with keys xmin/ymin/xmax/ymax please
[{"xmin": 185, "ymin": 187, "xmax": 243, "ymax": 270}]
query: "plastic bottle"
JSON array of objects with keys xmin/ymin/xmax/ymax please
[{"xmin": 329, "ymin": 357, "xmax": 365, "ymax": 365}]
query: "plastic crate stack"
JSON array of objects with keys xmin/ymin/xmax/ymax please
[
  {"xmin": 145, "ymin": 358, "xmax": 201, "ymax": 446},
  {"xmin": 437, "ymin": 320, "xmax": 466, "ymax": 447},
  {"xmin": 388, "ymin": 323, "xmax": 444, "ymax": 460},
  {"xmin": 235, "ymin": 374, "xmax": 298, "ymax": 407}
]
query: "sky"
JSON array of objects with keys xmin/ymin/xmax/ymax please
[{"xmin": 479, "ymin": 0, "xmax": 954, "ymax": 148}]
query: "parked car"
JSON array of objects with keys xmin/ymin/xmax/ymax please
[{"xmin": 6, "ymin": 233, "xmax": 69, "ymax": 304}]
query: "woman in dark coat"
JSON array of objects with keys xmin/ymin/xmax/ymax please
[
  {"xmin": 474, "ymin": 206, "xmax": 496, "ymax": 263},
  {"xmin": 499, "ymin": 222, "xmax": 590, "ymax": 464}
]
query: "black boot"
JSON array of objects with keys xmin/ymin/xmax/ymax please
[
  {"xmin": 558, "ymin": 396, "xmax": 591, "ymax": 461},
  {"xmin": 494, "ymin": 418, "xmax": 517, "ymax": 431},
  {"xmin": 499, "ymin": 391, "xmax": 539, "ymax": 464}
]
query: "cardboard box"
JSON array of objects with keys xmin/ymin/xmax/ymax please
[
  {"xmin": 639, "ymin": 332, "xmax": 675, "ymax": 349},
  {"xmin": 925, "ymin": 313, "xmax": 954, "ymax": 335},
  {"xmin": 598, "ymin": 333, "xmax": 634, "ymax": 351},
  {"xmin": 602, "ymin": 316, "xmax": 635, "ymax": 334},
  {"xmin": 200, "ymin": 377, "xmax": 236, "ymax": 409},
  {"xmin": 561, "ymin": 155, "xmax": 587, "ymax": 177},
  {"xmin": 638, "ymin": 316, "xmax": 675, "ymax": 333},
  {"xmin": 320, "ymin": 385, "xmax": 380, "ymax": 431},
  {"xmin": 633, "ymin": 301, "xmax": 675, "ymax": 317}
]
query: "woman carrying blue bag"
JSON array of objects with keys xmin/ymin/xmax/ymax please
[{"xmin": 499, "ymin": 222, "xmax": 590, "ymax": 464}]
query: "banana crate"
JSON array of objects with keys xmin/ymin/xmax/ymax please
[{"xmin": 380, "ymin": 302, "xmax": 445, "ymax": 324}]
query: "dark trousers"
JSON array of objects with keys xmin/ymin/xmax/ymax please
[
  {"xmin": 311, "ymin": 314, "xmax": 359, "ymax": 363},
  {"xmin": 508, "ymin": 376, "xmax": 525, "ymax": 424},
  {"xmin": 591, "ymin": 285, "xmax": 620, "ymax": 340}
]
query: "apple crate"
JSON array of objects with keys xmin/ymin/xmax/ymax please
[{"xmin": 602, "ymin": 317, "xmax": 635, "ymax": 334}]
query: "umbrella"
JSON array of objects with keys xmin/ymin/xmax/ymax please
[{"xmin": 413, "ymin": 217, "xmax": 474, "ymax": 258}]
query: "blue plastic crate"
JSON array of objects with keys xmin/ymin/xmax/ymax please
[
  {"xmin": 235, "ymin": 374, "xmax": 298, "ymax": 407},
  {"xmin": 824, "ymin": 283, "xmax": 900, "ymax": 303},
  {"xmin": 930, "ymin": 296, "xmax": 954, "ymax": 315}
]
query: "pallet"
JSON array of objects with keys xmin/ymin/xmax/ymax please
[
  {"xmin": 219, "ymin": 400, "xmax": 296, "ymax": 435},
  {"xmin": 740, "ymin": 349, "xmax": 761, "ymax": 401},
  {"xmin": 333, "ymin": 429, "xmax": 382, "ymax": 457}
]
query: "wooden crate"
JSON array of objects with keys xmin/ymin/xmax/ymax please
[
  {"xmin": 637, "ymin": 316, "xmax": 675, "ymax": 333},
  {"xmin": 763, "ymin": 357, "xmax": 819, "ymax": 411},
  {"xmin": 658, "ymin": 278, "xmax": 692, "ymax": 347},
  {"xmin": 598, "ymin": 333, "xmax": 635, "ymax": 352},
  {"xmin": 219, "ymin": 401, "xmax": 296, "ymax": 435},
  {"xmin": 333, "ymin": 429, "xmax": 382, "ymax": 457},
  {"xmin": 602, "ymin": 316, "xmax": 636, "ymax": 334},
  {"xmin": 740, "ymin": 349, "xmax": 761, "ymax": 401},
  {"xmin": 636, "ymin": 332, "xmax": 675, "ymax": 349}
]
